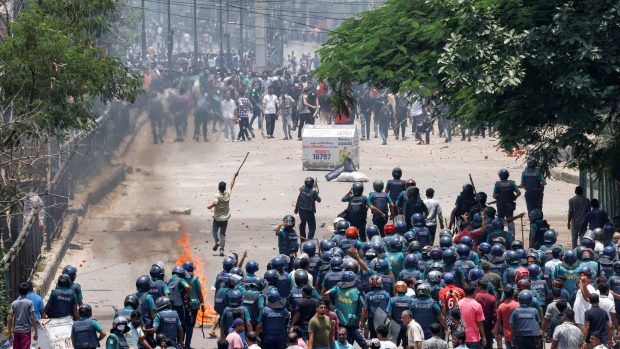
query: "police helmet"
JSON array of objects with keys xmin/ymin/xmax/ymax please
[
  {"xmin": 403, "ymin": 231, "xmax": 416, "ymax": 244},
  {"xmin": 529, "ymin": 209, "xmax": 543, "ymax": 222},
  {"xmin": 395, "ymin": 221, "xmax": 408, "ymax": 235},
  {"xmin": 430, "ymin": 247, "xmax": 443, "ymax": 261},
  {"xmin": 155, "ymin": 296, "xmax": 172, "ymax": 311},
  {"xmin": 427, "ymin": 271, "xmax": 444, "ymax": 284},
  {"xmin": 124, "ymin": 294, "xmax": 140, "ymax": 309},
  {"xmin": 294, "ymin": 270, "xmax": 309, "ymax": 286},
  {"xmin": 371, "ymin": 242, "xmax": 385, "ymax": 255},
  {"xmin": 304, "ymin": 177, "xmax": 315, "ymax": 187},
  {"xmin": 136, "ymin": 275, "xmax": 152, "ymax": 292},
  {"xmin": 369, "ymin": 274, "xmax": 383, "ymax": 289},
  {"xmin": 264, "ymin": 269, "xmax": 279, "ymax": 285},
  {"xmin": 439, "ymin": 229, "xmax": 453, "ymax": 238},
  {"xmin": 387, "ymin": 238, "xmax": 402, "ymax": 253},
  {"xmin": 366, "ymin": 224, "xmax": 380, "ymax": 238},
  {"xmin": 345, "ymin": 226, "xmax": 359, "ymax": 239},
  {"xmin": 507, "ymin": 269, "xmax": 517, "ymax": 283},
  {"xmin": 511, "ymin": 240, "xmax": 524, "ymax": 251},
  {"xmin": 491, "ymin": 243, "xmax": 506, "ymax": 257},
  {"xmin": 498, "ymin": 169, "xmax": 510, "ymax": 180},
  {"xmin": 506, "ymin": 250, "xmax": 519, "ymax": 265},
  {"xmin": 563, "ymin": 250, "xmax": 577, "ymax": 265},
  {"xmin": 603, "ymin": 246, "xmax": 616, "ymax": 260},
  {"xmin": 580, "ymin": 266, "xmax": 594, "ymax": 280},
  {"xmin": 79, "ymin": 304, "xmax": 92, "ymax": 318},
  {"xmin": 581, "ymin": 237, "xmax": 595, "ymax": 250},
  {"xmin": 322, "ymin": 241, "xmax": 337, "ymax": 253},
  {"xmin": 330, "ymin": 247, "xmax": 345, "ymax": 258},
  {"xmin": 271, "ymin": 256, "xmax": 286, "ymax": 271},
  {"xmin": 443, "ymin": 248, "xmax": 457, "ymax": 264},
  {"xmin": 456, "ymin": 244, "xmax": 470, "ymax": 258},
  {"xmin": 172, "ymin": 266, "xmax": 187, "ymax": 278},
  {"xmin": 462, "ymin": 184, "xmax": 474, "ymax": 194},
  {"xmin": 230, "ymin": 267, "xmax": 244, "ymax": 277},
  {"xmin": 330, "ymin": 257, "xmax": 344, "ymax": 271},
  {"xmin": 478, "ymin": 242, "xmax": 492, "ymax": 255},
  {"xmin": 593, "ymin": 227, "xmax": 604, "ymax": 241},
  {"xmin": 543, "ymin": 230, "xmax": 557, "ymax": 244},
  {"xmin": 182, "ymin": 261, "xmax": 196, "ymax": 272},
  {"xmin": 58, "ymin": 274, "xmax": 72, "ymax": 288},
  {"xmin": 340, "ymin": 271, "xmax": 357, "ymax": 288},
  {"xmin": 417, "ymin": 283, "xmax": 431, "ymax": 297},
  {"xmin": 527, "ymin": 264, "xmax": 541, "ymax": 279},
  {"xmin": 245, "ymin": 260, "xmax": 259, "ymax": 274},
  {"xmin": 408, "ymin": 241, "xmax": 420, "ymax": 254},
  {"xmin": 395, "ymin": 281, "xmax": 407, "ymax": 294},
  {"xmin": 460, "ymin": 236, "xmax": 474, "ymax": 249},
  {"xmin": 365, "ymin": 248, "xmax": 378, "ymax": 261},
  {"xmin": 517, "ymin": 279, "xmax": 531, "ymax": 291},
  {"xmin": 222, "ymin": 257, "xmax": 236, "ymax": 272},
  {"xmin": 443, "ymin": 272, "xmax": 455, "ymax": 285},
  {"xmin": 471, "ymin": 213, "xmax": 483, "ymax": 228},
  {"xmin": 604, "ymin": 224, "xmax": 615, "ymax": 238},
  {"xmin": 491, "ymin": 218, "xmax": 504, "ymax": 231},
  {"xmin": 527, "ymin": 158, "xmax": 538, "ymax": 168},
  {"xmin": 392, "ymin": 167, "xmax": 403, "ymax": 179},
  {"xmin": 384, "ymin": 223, "xmax": 396, "ymax": 235},
  {"xmin": 227, "ymin": 290, "xmax": 243, "ymax": 307},
  {"xmin": 373, "ymin": 180, "xmax": 384, "ymax": 192},
  {"xmin": 336, "ymin": 220, "xmax": 350, "ymax": 234},
  {"xmin": 421, "ymin": 246, "xmax": 433, "ymax": 259},
  {"xmin": 283, "ymin": 215, "xmax": 296, "ymax": 228},
  {"xmin": 351, "ymin": 182, "xmax": 364, "ymax": 196},
  {"xmin": 411, "ymin": 213, "xmax": 425, "ymax": 226},
  {"xmin": 475, "ymin": 192, "xmax": 488, "ymax": 204},
  {"xmin": 342, "ymin": 258, "xmax": 360, "ymax": 273},
  {"xmin": 469, "ymin": 269, "xmax": 484, "ymax": 282},
  {"xmin": 404, "ymin": 254, "xmax": 418, "ymax": 269},
  {"xmin": 440, "ymin": 236, "xmax": 453, "ymax": 250},
  {"xmin": 227, "ymin": 274, "xmax": 243, "ymax": 288},
  {"xmin": 515, "ymin": 249, "xmax": 528, "ymax": 264},
  {"xmin": 113, "ymin": 316, "xmax": 129, "ymax": 333},
  {"xmin": 150, "ymin": 264, "xmax": 165, "ymax": 279},
  {"xmin": 575, "ymin": 246, "xmax": 586, "ymax": 260},
  {"xmin": 62, "ymin": 265, "xmax": 78, "ymax": 282},
  {"xmin": 302, "ymin": 241, "xmax": 316, "ymax": 256},
  {"xmin": 375, "ymin": 258, "xmax": 390, "ymax": 273},
  {"xmin": 614, "ymin": 261, "xmax": 620, "ymax": 274}
]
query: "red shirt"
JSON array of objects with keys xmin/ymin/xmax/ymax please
[
  {"xmin": 453, "ymin": 230, "xmax": 483, "ymax": 250},
  {"xmin": 497, "ymin": 300, "xmax": 519, "ymax": 341},
  {"xmin": 438, "ymin": 285, "xmax": 464, "ymax": 313},
  {"xmin": 474, "ymin": 290, "xmax": 497, "ymax": 323}
]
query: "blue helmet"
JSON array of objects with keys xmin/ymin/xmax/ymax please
[
  {"xmin": 530, "ymin": 209, "xmax": 543, "ymax": 222},
  {"xmin": 375, "ymin": 258, "xmax": 390, "ymax": 273},
  {"xmin": 395, "ymin": 221, "xmax": 408, "ymax": 234},
  {"xmin": 439, "ymin": 229, "xmax": 453, "ymax": 238},
  {"xmin": 471, "ymin": 213, "xmax": 482, "ymax": 229},
  {"xmin": 62, "ymin": 265, "xmax": 78, "ymax": 282},
  {"xmin": 403, "ymin": 231, "xmax": 416, "ymax": 243},
  {"xmin": 456, "ymin": 244, "xmax": 470, "ymax": 258},
  {"xmin": 411, "ymin": 213, "xmax": 425, "ymax": 226},
  {"xmin": 603, "ymin": 246, "xmax": 617, "ymax": 260},
  {"xmin": 478, "ymin": 242, "xmax": 492, "ymax": 255},
  {"xmin": 322, "ymin": 250, "xmax": 334, "ymax": 263},
  {"xmin": 515, "ymin": 249, "xmax": 527, "ymax": 263},
  {"xmin": 430, "ymin": 247, "xmax": 443, "ymax": 261},
  {"xmin": 245, "ymin": 260, "xmax": 259, "ymax": 274},
  {"xmin": 511, "ymin": 240, "xmax": 524, "ymax": 251},
  {"xmin": 491, "ymin": 218, "xmax": 504, "ymax": 231},
  {"xmin": 491, "ymin": 243, "xmax": 506, "ymax": 257},
  {"xmin": 371, "ymin": 242, "xmax": 385, "ymax": 255},
  {"xmin": 271, "ymin": 256, "xmax": 286, "ymax": 271},
  {"xmin": 182, "ymin": 261, "xmax": 195, "ymax": 272},
  {"xmin": 172, "ymin": 266, "xmax": 186, "ymax": 277},
  {"xmin": 443, "ymin": 272, "xmax": 455, "ymax": 285},
  {"xmin": 366, "ymin": 224, "xmax": 380, "ymax": 238},
  {"xmin": 150, "ymin": 264, "xmax": 165, "ymax": 279},
  {"xmin": 604, "ymin": 223, "xmax": 614, "ymax": 237},
  {"xmin": 408, "ymin": 241, "xmax": 420, "ymax": 254},
  {"xmin": 321, "ymin": 240, "xmax": 336, "ymax": 252},
  {"xmin": 404, "ymin": 253, "xmax": 418, "ymax": 269},
  {"xmin": 330, "ymin": 257, "xmax": 344, "ymax": 271},
  {"xmin": 264, "ymin": 270, "xmax": 279, "ymax": 285},
  {"xmin": 387, "ymin": 238, "xmax": 402, "ymax": 252},
  {"xmin": 580, "ymin": 266, "xmax": 594, "ymax": 280},
  {"xmin": 459, "ymin": 236, "xmax": 474, "ymax": 249},
  {"xmin": 223, "ymin": 257, "xmax": 236, "ymax": 272},
  {"xmin": 506, "ymin": 250, "xmax": 519, "ymax": 265},
  {"xmin": 575, "ymin": 246, "xmax": 586, "ymax": 260},
  {"xmin": 228, "ymin": 290, "xmax": 243, "ymax": 307},
  {"xmin": 302, "ymin": 241, "xmax": 316, "ymax": 256},
  {"xmin": 563, "ymin": 250, "xmax": 577, "ymax": 265},
  {"xmin": 443, "ymin": 248, "xmax": 457, "ymax": 264},
  {"xmin": 543, "ymin": 230, "xmax": 557, "ymax": 244},
  {"xmin": 267, "ymin": 288, "xmax": 282, "ymax": 304},
  {"xmin": 365, "ymin": 248, "xmax": 378, "ymax": 261},
  {"xmin": 507, "ymin": 269, "xmax": 517, "ymax": 283},
  {"xmin": 336, "ymin": 220, "xmax": 350, "ymax": 234},
  {"xmin": 498, "ymin": 169, "xmax": 509, "ymax": 180},
  {"xmin": 440, "ymin": 236, "xmax": 453, "ymax": 250},
  {"xmin": 518, "ymin": 290, "xmax": 533, "ymax": 306},
  {"xmin": 230, "ymin": 267, "xmax": 244, "ymax": 277},
  {"xmin": 331, "ymin": 247, "xmax": 345, "ymax": 258},
  {"xmin": 527, "ymin": 264, "xmax": 541, "ymax": 279},
  {"xmin": 469, "ymin": 268, "xmax": 484, "ymax": 281},
  {"xmin": 340, "ymin": 271, "xmax": 356, "ymax": 287}
]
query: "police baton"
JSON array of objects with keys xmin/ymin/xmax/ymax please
[
  {"xmin": 520, "ymin": 216, "xmax": 525, "ymax": 243},
  {"xmin": 468, "ymin": 173, "xmax": 477, "ymax": 194}
]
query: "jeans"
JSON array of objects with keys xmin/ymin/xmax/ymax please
[
  {"xmin": 343, "ymin": 325, "xmax": 367, "ymax": 349},
  {"xmin": 265, "ymin": 113, "xmax": 276, "ymax": 136},
  {"xmin": 427, "ymin": 224, "xmax": 437, "ymax": 246},
  {"xmin": 223, "ymin": 118, "xmax": 235, "ymax": 140},
  {"xmin": 360, "ymin": 113, "xmax": 371, "ymax": 139},
  {"xmin": 379, "ymin": 118, "xmax": 389, "ymax": 141},
  {"xmin": 184, "ymin": 308, "xmax": 198, "ymax": 348},
  {"xmin": 298, "ymin": 113, "xmax": 313, "ymax": 138},
  {"xmin": 212, "ymin": 220, "xmax": 228, "ymax": 249},
  {"xmin": 250, "ymin": 107, "xmax": 262, "ymax": 129},
  {"xmin": 237, "ymin": 117, "xmax": 250, "ymax": 140},
  {"xmin": 175, "ymin": 114, "xmax": 187, "ymax": 141},
  {"xmin": 281, "ymin": 113, "xmax": 292, "ymax": 138},
  {"xmin": 395, "ymin": 118, "xmax": 407, "ymax": 138},
  {"xmin": 193, "ymin": 113, "xmax": 208, "ymax": 141},
  {"xmin": 298, "ymin": 209, "xmax": 316, "ymax": 240}
]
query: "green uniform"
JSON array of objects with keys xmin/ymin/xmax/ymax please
[
  {"xmin": 328, "ymin": 286, "xmax": 364, "ymax": 327},
  {"xmin": 185, "ymin": 275, "xmax": 203, "ymax": 310}
]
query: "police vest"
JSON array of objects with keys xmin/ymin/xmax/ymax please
[
  {"xmin": 148, "ymin": 280, "xmax": 166, "ymax": 302},
  {"xmin": 223, "ymin": 306, "xmax": 246, "ymax": 332},
  {"xmin": 214, "ymin": 287, "xmax": 230, "ymax": 314},
  {"xmin": 457, "ymin": 194, "xmax": 476, "ymax": 216},
  {"xmin": 307, "ymin": 255, "xmax": 322, "ymax": 278},
  {"xmin": 489, "ymin": 261, "xmax": 507, "ymax": 276},
  {"xmin": 242, "ymin": 291, "xmax": 262, "ymax": 325},
  {"xmin": 418, "ymin": 259, "xmax": 432, "ymax": 273},
  {"xmin": 242, "ymin": 275, "xmax": 260, "ymax": 288},
  {"xmin": 339, "ymin": 238, "xmax": 359, "ymax": 252},
  {"xmin": 296, "ymin": 186, "xmax": 316, "ymax": 212},
  {"xmin": 370, "ymin": 192, "xmax": 389, "ymax": 215},
  {"xmin": 109, "ymin": 333, "xmax": 129, "ymax": 349},
  {"xmin": 534, "ymin": 220, "xmax": 550, "ymax": 244},
  {"xmin": 137, "ymin": 292, "xmax": 153, "ymax": 327},
  {"xmin": 346, "ymin": 196, "xmax": 368, "ymax": 223},
  {"xmin": 495, "ymin": 181, "xmax": 516, "ymax": 205},
  {"xmin": 414, "ymin": 227, "xmax": 431, "ymax": 248},
  {"xmin": 379, "ymin": 273, "xmax": 395, "ymax": 294},
  {"xmin": 279, "ymin": 229, "xmax": 299, "ymax": 255},
  {"xmin": 289, "ymin": 287, "xmax": 304, "ymax": 310},
  {"xmin": 531, "ymin": 280, "xmax": 548, "ymax": 306},
  {"xmin": 276, "ymin": 273, "xmax": 292, "ymax": 299},
  {"xmin": 49, "ymin": 288, "xmax": 75, "ymax": 318},
  {"xmin": 405, "ymin": 199, "xmax": 426, "ymax": 225},
  {"xmin": 168, "ymin": 278, "xmax": 184, "ymax": 307},
  {"xmin": 398, "ymin": 269, "xmax": 421, "ymax": 283},
  {"xmin": 512, "ymin": 307, "xmax": 541, "ymax": 337},
  {"xmin": 157, "ymin": 310, "xmax": 179, "ymax": 343},
  {"xmin": 215, "ymin": 272, "xmax": 229, "ymax": 291},
  {"xmin": 391, "ymin": 296, "xmax": 413, "ymax": 324},
  {"xmin": 522, "ymin": 168, "xmax": 542, "ymax": 192},
  {"xmin": 72, "ymin": 319, "xmax": 100, "ymax": 349},
  {"xmin": 261, "ymin": 306, "xmax": 287, "ymax": 336},
  {"xmin": 366, "ymin": 290, "xmax": 390, "ymax": 315},
  {"xmin": 456, "ymin": 260, "xmax": 476, "ymax": 281},
  {"xmin": 387, "ymin": 180, "xmax": 406, "ymax": 201},
  {"xmin": 600, "ymin": 258, "xmax": 614, "ymax": 279},
  {"xmin": 323, "ymin": 271, "xmax": 343, "ymax": 292},
  {"xmin": 412, "ymin": 297, "xmax": 436, "ymax": 339}
]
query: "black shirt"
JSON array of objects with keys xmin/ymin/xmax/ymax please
[
  {"xmin": 585, "ymin": 306, "xmax": 608, "ymax": 341},
  {"xmin": 295, "ymin": 297, "xmax": 319, "ymax": 324}
]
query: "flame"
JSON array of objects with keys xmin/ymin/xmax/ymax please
[{"xmin": 175, "ymin": 224, "xmax": 218, "ymax": 326}]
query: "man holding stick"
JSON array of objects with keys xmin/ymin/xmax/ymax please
[{"xmin": 208, "ymin": 152, "xmax": 248, "ymax": 256}]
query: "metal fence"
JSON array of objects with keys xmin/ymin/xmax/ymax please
[
  {"xmin": 580, "ymin": 171, "xmax": 620, "ymax": 219},
  {"xmin": 0, "ymin": 102, "xmax": 133, "ymax": 299}
]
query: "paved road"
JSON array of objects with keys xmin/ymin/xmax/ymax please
[{"xmin": 51, "ymin": 113, "xmax": 574, "ymax": 348}]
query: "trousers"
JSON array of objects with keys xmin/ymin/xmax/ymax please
[
  {"xmin": 298, "ymin": 209, "xmax": 316, "ymax": 240},
  {"xmin": 212, "ymin": 220, "xmax": 228, "ymax": 249}
]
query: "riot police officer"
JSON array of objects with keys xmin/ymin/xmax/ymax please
[
  {"xmin": 294, "ymin": 177, "xmax": 321, "ymax": 240},
  {"xmin": 342, "ymin": 182, "xmax": 369, "ymax": 241},
  {"xmin": 275, "ymin": 215, "xmax": 300, "ymax": 259},
  {"xmin": 134, "ymin": 275, "xmax": 157, "ymax": 338},
  {"xmin": 167, "ymin": 267, "xmax": 191, "ymax": 335},
  {"xmin": 520, "ymin": 159, "xmax": 546, "ymax": 216},
  {"xmin": 61, "ymin": 265, "xmax": 83, "ymax": 306},
  {"xmin": 368, "ymin": 180, "xmax": 392, "ymax": 236},
  {"xmin": 106, "ymin": 316, "xmax": 130, "ymax": 349},
  {"xmin": 362, "ymin": 275, "xmax": 392, "ymax": 339},
  {"xmin": 301, "ymin": 242, "xmax": 322, "ymax": 280},
  {"xmin": 386, "ymin": 167, "xmax": 407, "ymax": 204},
  {"xmin": 411, "ymin": 283, "xmax": 443, "ymax": 340},
  {"xmin": 71, "ymin": 304, "xmax": 106, "ymax": 349},
  {"xmin": 114, "ymin": 295, "xmax": 139, "ymax": 320},
  {"xmin": 149, "ymin": 263, "xmax": 169, "ymax": 302},
  {"xmin": 44, "ymin": 274, "xmax": 78, "ymax": 320},
  {"xmin": 391, "ymin": 281, "xmax": 414, "ymax": 347},
  {"xmin": 219, "ymin": 289, "xmax": 252, "ymax": 337},
  {"xmin": 153, "ymin": 297, "xmax": 184, "ymax": 347},
  {"xmin": 511, "ymin": 290, "xmax": 542, "ymax": 349},
  {"xmin": 257, "ymin": 289, "xmax": 290, "ymax": 349},
  {"xmin": 493, "ymin": 169, "xmax": 521, "ymax": 236},
  {"xmin": 182, "ymin": 261, "xmax": 204, "ymax": 349}
]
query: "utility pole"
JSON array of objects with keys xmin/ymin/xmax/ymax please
[
  {"xmin": 141, "ymin": 0, "xmax": 147, "ymax": 60},
  {"xmin": 226, "ymin": 1, "xmax": 230, "ymax": 66},
  {"xmin": 255, "ymin": 11, "xmax": 266, "ymax": 69},
  {"xmin": 167, "ymin": 0, "xmax": 173, "ymax": 68},
  {"xmin": 193, "ymin": 0, "xmax": 198, "ymax": 62},
  {"xmin": 219, "ymin": 0, "xmax": 224, "ymax": 71},
  {"xmin": 239, "ymin": 0, "xmax": 244, "ymax": 51}
]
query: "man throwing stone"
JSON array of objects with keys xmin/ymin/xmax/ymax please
[{"xmin": 208, "ymin": 173, "xmax": 238, "ymax": 256}]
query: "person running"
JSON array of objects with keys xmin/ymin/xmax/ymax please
[{"xmin": 209, "ymin": 175, "xmax": 238, "ymax": 256}]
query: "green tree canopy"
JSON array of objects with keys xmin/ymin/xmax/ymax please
[{"xmin": 316, "ymin": 0, "xmax": 620, "ymax": 176}]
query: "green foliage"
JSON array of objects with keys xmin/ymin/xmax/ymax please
[
  {"xmin": 0, "ymin": 0, "xmax": 142, "ymax": 148},
  {"xmin": 316, "ymin": 0, "xmax": 620, "ymax": 176},
  {"xmin": 0, "ymin": 269, "xmax": 9, "ymax": 331}
]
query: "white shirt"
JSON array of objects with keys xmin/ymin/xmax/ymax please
[
  {"xmin": 380, "ymin": 340, "xmax": 398, "ymax": 349},
  {"xmin": 406, "ymin": 320, "xmax": 424, "ymax": 344},
  {"xmin": 289, "ymin": 269, "xmax": 314, "ymax": 288},
  {"xmin": 262, "ymin": 94, "xmax": 279, "ymax": 114},
  {"xmin": 545, "ymin": 259, "xmax": 562, "ymax": 271},
  {"xmin": 221, "ymin": 98, "xmax": 237, "ymax": 120},
  {"xmin": 593, "ymin": 290, "xmax": 616, "ymax": 321},
  {"xmin": 423, "ymin": 198, "xmax": 443, "ymax": 226},
  {"xmin": 248, "ymin": 345, "xmax": 262, "ymax": 349},
  {"xmin": 574, "ymin": 284, "xmax": 596, "ymax": 324}
]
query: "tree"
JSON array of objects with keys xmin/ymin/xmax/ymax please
[{"xmin": 316, "ymin": 0, "xmax": 620, "ymax": 176}]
